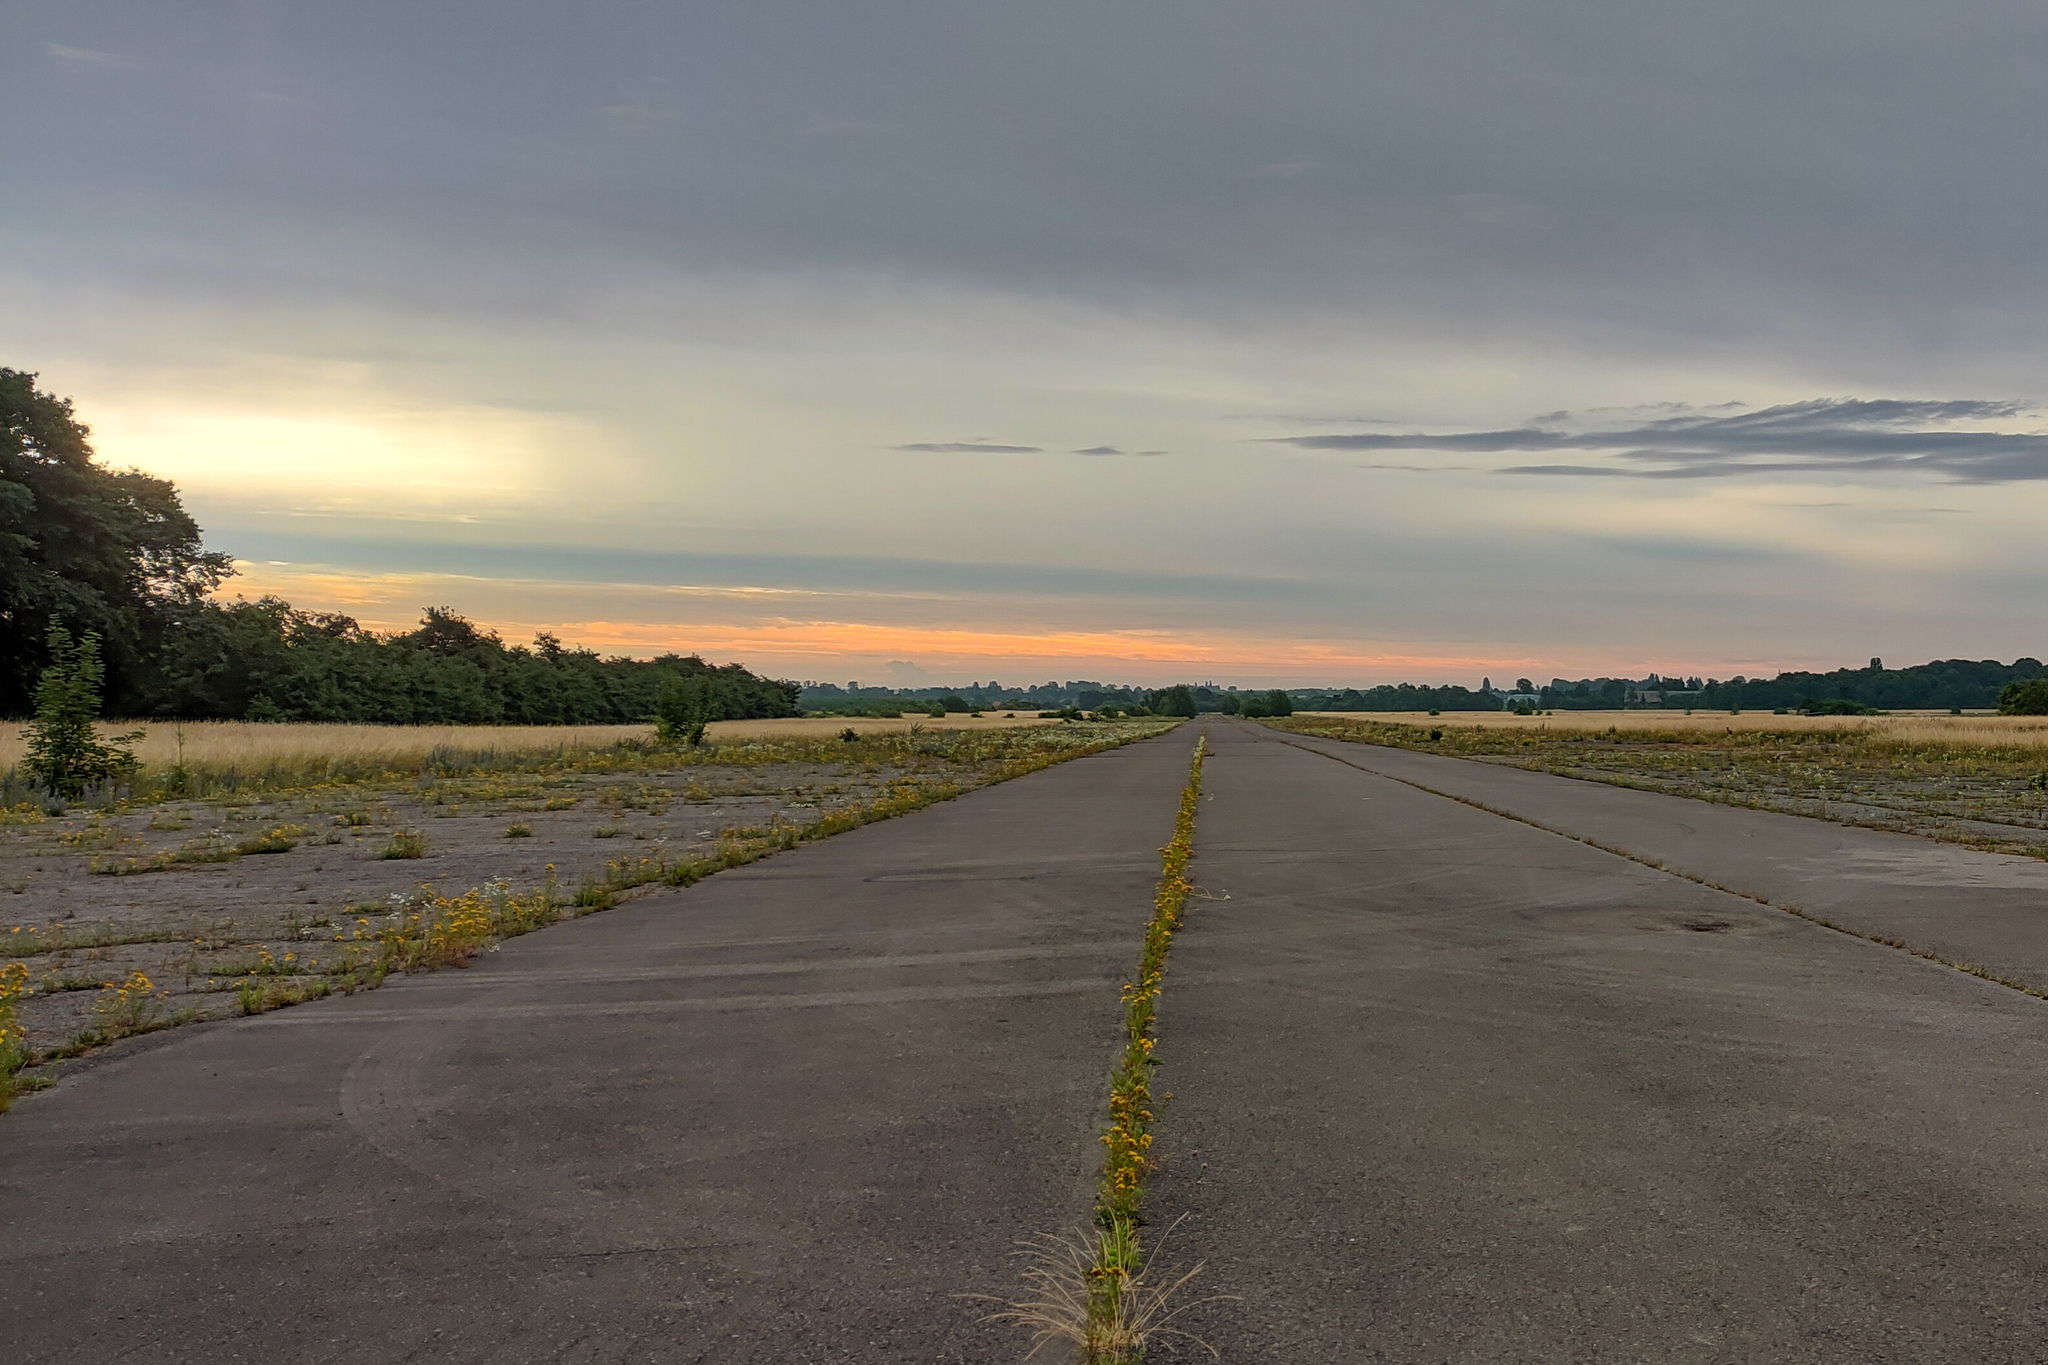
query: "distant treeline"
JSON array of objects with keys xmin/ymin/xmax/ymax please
[
  {"xmin": 118, "ymin": 599, "xmax": 802, "ymax": 725},
  {"xmin": 1293, "ymin": 659, "xmax": 2048, "ymax": 714},
  {"xmin": 806, "ymin": 660, "xmax": 2048, "ymax": 718},
  {"xmin": 60, "ymin": 598, "xmax": 795, "ymax": 724},
  {"xmin": 1523, "ymin": 658, "xmax": 2046, "ymax": 713},
  {"xmin": 1291, "ymin": 683, "xmax": 1505, "ymax": 713}
]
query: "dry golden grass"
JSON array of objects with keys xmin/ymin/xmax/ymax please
[
  {"xmin": 0, "ymin": 713, "xmax": 1057, "ymax": 774},
  {"xmin": 0, "ymin": 721, "xmax": 645, "ymax": 773},
  {"xmin": 709, "ymin": 713, "xmax": 1056, "ymax": 740},
  {"xmin": 1296, "ymin": 710, "xmax": 2048, "ymax": 749}
]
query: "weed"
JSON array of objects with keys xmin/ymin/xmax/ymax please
[
  {"xmin": 336, "ymin": 878, "xmax": 561, "ymax": 974},
  {"xmin": 334, "ymin": 810, "xmax": 372, "ymax": 827},
  {"xmin": 993, "ymin": 736, "xmax": 1209, "ymax": 1363},
  {"xmin": 505, "ymin": 822, "xmax": 534, "ymax": 838},
  {"xmin": 976, "ymin": 1222, "xmax": 1225, "ymax": 1363},
  {"xmin": 234, "ymin": 825, "xmax": 304, "ymax": 855},
  {"xmin": 237, "ymin": 976, "xmax": 330, "ymax": 1015},
  {"xmin": 0, "ymin": 962, "xmax": 31, "ymax": 1112},
  {"xmin": 379, "ymin": 830, "xmax": 429, "ymax": 860},
  {"xmin": 209, "ymin": 946, "xmax": 303, "ymax": 977},
  {"xmin": 89, "ymin": 970, "xmax": 165, "ymax": 1040},
  {"xmin": 591, "ymin": 824, "xmax": 624, "ymax": 838}
]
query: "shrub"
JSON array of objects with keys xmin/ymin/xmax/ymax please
[
  {"xmin": 505, "ymin": 822, "xmax": 533, "ymax": 838},
  {"xmin": 379, "ymin": 830, "xmax": 429, "ymax": 859},
  {"xmin": 1999, "ymin": 679, "xmax": 2048, "ymax": 716},
  {"xmin": 654, "ymin": 673, "xmax": 712, "ymax": 746},
  {"xmin": 18, "ymin": 624, "xmax": 142, "ymax": 799}
]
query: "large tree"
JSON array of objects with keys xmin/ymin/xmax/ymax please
[{"xmin": 0, "ymin": 369, "xmax": 231, "ymax": 714}]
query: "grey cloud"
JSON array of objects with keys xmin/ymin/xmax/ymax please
[
  {"xmin": 1280, "ymin": 400, "xmax": 2048, "ymax": 483},
  {"xmin": 894, "ymin": 441, "xmax": 1041, "ymax": 453},
  {"xmin": 1073, "ymin": 445, "xmax": 1121, "ymax": 455},
  {"xmin": 15, "ymin": 2, "xmax": 2048, "ymax": 370}
]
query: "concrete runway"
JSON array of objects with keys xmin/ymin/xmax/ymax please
[
  {"xmin": 1151, "ymin": 720, "xmax": 2048, "ymax": 1361},
  {"xmin": 0, "ymin": 731, "xmax": 1198, "ymax": 1363},
  {"xmin": 9, "ymin": 717, "xmax": 2048, "ymax": 1362}
]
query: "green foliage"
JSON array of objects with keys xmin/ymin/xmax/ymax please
[
  {"xmin": 935, "ymin": 694, "xmax": 969, "ymax": 713},
  {"xmin": 1999, "ymin": 679, "xmax": 2048, "ymax": 715},
  {"xmin": 0, "ymin": 369, "xmax": 231, "ymax": 713},
  {"xmin": 18, "ymin": 623, "xmax": 141, "ymax": 798},
  {"xmin": 1236, "ymin": 688, "xmax": 1294, "ymax": 719},
  {"xmin": 1151, "ymin": 684, "xmax": 1198, "ymax": 718},
  {"xmin": 133, "ymin": 598, "xmax": 801, "ymax": 725},
  {"xmin": 655, "ymin": 674, "xmax": 712, "ymax": 746},
  {"xmin": 1802, "ymin": 697, "xmax": 1883, "ymax": 716}
]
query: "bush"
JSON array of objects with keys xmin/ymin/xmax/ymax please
[
  {"xmin": 18, "ymin": 623, "xmax": 142, "ymax": 799},
  {"xmin": 655, "ymin": 674, "xmax": 712, "ymax": 746},
  {"xmin": 2000, "ymin": 679, "xmax": 2048, "ymax": 715},
  {"xmin": 1802, "ymin": 698, "xmax": 1882, "ymax": 716}
]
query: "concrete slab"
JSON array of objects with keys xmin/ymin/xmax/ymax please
[{"xmin": 1150, "ymin": 719, "xmax": 2048, "ymax": 1361}]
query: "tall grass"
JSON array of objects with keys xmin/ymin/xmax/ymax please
[
  {"xmin": 0, "ymin": 715, "xmax": 1098, "ymax": 807},
  {"xmin": 1295, "ymin": 709, "xmax": 2048, "ymax": 748}
]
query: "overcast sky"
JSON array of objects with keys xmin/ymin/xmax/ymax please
[{"xmin": 6, "ymin": 2, "xmax": 2047, "ymax": 686}]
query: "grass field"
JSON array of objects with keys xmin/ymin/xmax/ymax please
[
  {"xmin": 0, "ymin": 713, "xmax": 1056, "ymax": 776},
  {"xmin": 1274, "ymin": 711, "xmax": 2048, "ymax": 856},
  {"xmin": 0, "ymin": 714, "xmax": 1065, "ymax": 809},
  {"xmin": 1294, "ymin": 709, "xmax": 2048, "ymax": 747}
]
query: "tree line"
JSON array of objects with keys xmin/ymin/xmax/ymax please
[{"xmin": 1, "ymin": 368, "xmax": 798, "ymax": 724}]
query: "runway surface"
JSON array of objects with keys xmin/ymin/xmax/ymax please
[
  {"xmin": 1151, "ymin": 720, "xmax": 2048, "ymax": 1361},
  {"xmin": 1, "ymin": 729, "xmax": 1197, "ymax": 1363},
  {"xmin": 8, "ymin": 717, "xmax": 2048, "ymax": 1362}
]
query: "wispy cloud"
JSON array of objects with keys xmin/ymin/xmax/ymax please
[
  {"xmin": 47, "ymin": 42, "xmax": 143, "ymax": 70},
  {"xmin": 1273, "ymin": 399, "xmax": 2048, "ymax": 483},
  {"xmin": 894, "ymin": 440, "xmax": 1041, "ymax": 453}
]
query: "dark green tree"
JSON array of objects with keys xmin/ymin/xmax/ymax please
[
  {"xmin": 2000, "ymin": 679, "xmax": 2048, "ymax": 715},
  {"xmin": 19, "ymin": 623, "xmax": 142, "ymax": 798},
  {"xmin": 1, "ymin": 369, "xmax": 231, "ymax": 714}
]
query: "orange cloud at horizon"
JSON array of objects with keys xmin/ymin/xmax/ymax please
[
  {"xmin": 217, "ymin": 561, "xmax": 1750, "ymax": 686},
  {"xmin": 544, "ymin": 616, "xmax": 1529, "ymax": 678}
]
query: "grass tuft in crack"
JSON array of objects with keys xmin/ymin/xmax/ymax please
[{"xmin": 980, "ymin": 1219, "xmax": 1222, "ymax": 1362}]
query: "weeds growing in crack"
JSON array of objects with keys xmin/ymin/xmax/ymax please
[
  {"xmin": 976, "ymin": 1218, "xmax": 1227, "ymax": 1363},
  {"xmin": 992, "ymin": 735, "xmax": 1214, "ymax": 1362}
]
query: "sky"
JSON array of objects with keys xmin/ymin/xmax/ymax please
[{"xmin": 5, "ymin": 2, "xmax": 2047, "ymax": 688}]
